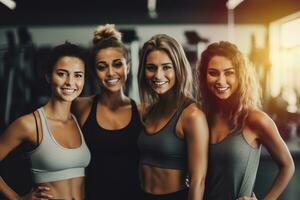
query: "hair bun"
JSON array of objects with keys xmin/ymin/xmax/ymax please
[{"xmin": 93, "ymin": 24, "xmax": 122, "ymax": 44}]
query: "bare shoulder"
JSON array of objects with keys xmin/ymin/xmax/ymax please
[
  {"xmin": 181, "ymin": 103, "xmax": 206, "ymax": 123},
  {"xmin": 247, "ymin": 109, "xmax": 274, "ymax": 130},
  {"xmin": 72, "ymin": 96, "xmax": 94, "ymax": 114},
  {"xmin": 5, "ymin": 113, "xmax": 36, "ymax": 140}
]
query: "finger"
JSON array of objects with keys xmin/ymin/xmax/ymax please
[
  {"xmin": 36, "ymin": 191, "xmax": 54, "ymax": 199},
  {"xmin": 36, "ymin": 186, "xmax": 51, "ymax": 191}
]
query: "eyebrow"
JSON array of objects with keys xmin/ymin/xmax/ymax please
[
  {"xmin": 207, "ymin": 67, "xmax": 235, "ymax": 71},
  {"xmin": 56, "ymin": 69, "xmax": 84, "ymax": 73}
]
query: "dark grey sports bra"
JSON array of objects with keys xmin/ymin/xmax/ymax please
[{"xmin": 138, "ymin": 105, "xmax": 189, "ymax": 170}]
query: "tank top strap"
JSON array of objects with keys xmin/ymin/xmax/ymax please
[
  {"xmin": 130, "ymin": 99, "xmax": 139, "ymax": 118},
  {"xmin": 37, "ymin": 107, "xmax": 51, "ymax": 139},
  {"xmin": 71, "ymin": 113, "xmax": 85, "ymax": 142},
  {"xmin": 168, "ymin": 102, "xmax": 194, "ymax": 130},
  {"xmin": 89, "ymin": 94, "xmax": 99, "ymax": 120}
]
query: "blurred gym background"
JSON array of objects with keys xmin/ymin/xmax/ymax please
[{"xmin": 0, "ymin": 0, "xmax": 300, "ymax": 199}]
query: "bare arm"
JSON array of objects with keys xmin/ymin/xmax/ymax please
[
  {"xmin": 72, "ymin": 96, "xmax": 94, "ymax": 126},
  {"xmin": 181, "ymin": 105, "xmax": 209, "ymax": 200},
  {"xmin": 0, "ymin": 116, "xmax": 32, "ymax": 199},
  {"xmin": 0, "ymin": 115, "xmax": 52, "ymax": 200},
  {"xmin": 250, "ymin": 111, "xmax": 295, "ymax": 200}
]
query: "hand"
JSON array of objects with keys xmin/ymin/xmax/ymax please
[
  {"xmin": 237, "ymin": 192, "xmax": 257, "ymax": 200},
  {"xmin": 21, "ymin": 186, "xmax": 53, "ymax": 200}
]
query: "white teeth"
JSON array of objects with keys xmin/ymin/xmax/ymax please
[
  {"xmin": 106, "ymin": 78, "xmax": 119, "ymax": 85},
  {"xmin": 61, "ymin": 88, "xmax": 76, "ymax": 95},
  {"xmin": 153, "ymin": 80, "xmax": 167, "ymax": 86},
  {"xmin": 215, "ymin": 87, "xmax": 229, "ymax": 92}
]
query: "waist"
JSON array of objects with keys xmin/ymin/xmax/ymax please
[
  {"xmin": 32, "ymin": 167, "xmax": 85, "ymax": 183},
  {"xmin": 140, "ymin": 153, "xmax": 187, "ymax": 170},
  {"xmin": 35, "ymin": 176, "xmax": 84, "ymax": 200},
  {"xmin": 141, "ymin": 164, "xmax": 187, "ymax": 195}
]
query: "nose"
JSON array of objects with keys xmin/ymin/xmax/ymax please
[
  {"xmin": 216, "ymin": 74, "xmax": 226, "ymax": 85},
  {"xmin": 65, "ymin": 75, "xmax": 74, "ymax": 85},
  {"xmin": 154, "ymin": 67, "xmax": 163, "ymax": 79},
  {"xmin": 107, "ymin": 65, "xmax": 115, "ymax": 76}
]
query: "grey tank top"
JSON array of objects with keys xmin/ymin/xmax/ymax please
[
  {"xmin": 204, "ymin": 131, "xmax": 261, "ymax": 200},
  {"xmin": 28, "ymin": 107, "xmax": 91, "ymax": 183},
  {"xmin": 138, "ymin": 106, "xmax": 188, "ymax": 170}
]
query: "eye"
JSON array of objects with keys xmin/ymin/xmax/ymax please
[
  {"xmin": 163, "ymin": 65, "xmax": 173, "ymax": 71},
  {"xmin": 208, "ymin": 70, "xmax": 218, "ymax": 76},
  {"xmin": 145, "ymin": 65, "xmax": 156, "ymax": 72},
  {"xmin": 225, "ymin": 70, "xmax": 235, "ymax": 76},
  {"xmin": 113, "ymin": 61, "xmax": 124, "ymax": 68},
  {"xmin": 96, "ymin": 64, "xmax": 107, "ymax": 71},
  {"xmin": 57, "ymin": 71, "xmax": 67, "ymax": 77},
  {"xmin": 74, "ymin": 73, "xmax": 83, "ymax": 79}
]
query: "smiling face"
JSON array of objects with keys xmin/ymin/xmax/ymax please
[
  {"xmin": 206, "ymin": 55, "xmax": 238, "ymax": 100},
  {"xmin": 95, "ymin": 47, "xmax": 129, "ymax": 93},
  {"xmin": 50, "ymin": 56, "xmax": 85, "ymax": 102},
  {"xmin": 145, "ymin": 50, "xmax": 176, "ymax": 95}
]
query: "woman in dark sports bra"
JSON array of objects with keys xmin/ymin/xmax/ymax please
[
  {"xmin": 0, "ymin": 42, "xmax": 91, "ymax": 200},
  {"xmin": 72, "ymin": 24, "xmax": 143, "ymax": 200},
  {"xmin": 197, "ymin": 41, "xmax": 294, "ymax": 200},
  {"xmin": 137, "ymin": 34, "xmax": 209, "ymax": 200}
]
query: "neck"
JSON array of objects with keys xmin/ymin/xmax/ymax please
[
  {"xmin": 44, "ymin": 99, "xmax": 72, "ymax": 121},
  {"xmin": 156, "ymin": 90, "xmax": 178, "ymax": 111},
  {"xmin": 99, "ymin": 89, "xmax": 128, "ymax": 109}
]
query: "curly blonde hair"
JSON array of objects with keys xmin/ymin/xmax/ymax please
[{"xmin": 197, "ymin": 41, "xmax": 261, "ymax": 131}]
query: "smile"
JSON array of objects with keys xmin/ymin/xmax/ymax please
[
  {"xmin": 105, "ymin": 78, "xmax": 120, "ymax": 85},
  {"xmin": 61, "ymin": 87, "xmax": 76, "ymax": 95},
  {"xmin": 152, "ymin": 80, "xmax": 168, "ymax": 86},
  {"xmin": 215, "ymin": 86, "xmax": 229, "ymax": 93}
]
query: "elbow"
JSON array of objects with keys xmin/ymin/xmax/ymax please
[
  {"xmin": 189, "ymin": 175, "xmax": 206, "ymax": 191},
  {"xmin": 280, "ymin": 157, "xmax": 295, "ymax": 179},
  {"xmin": 288, "ymin": 159, "xmax": 295, "ymax": 178}
]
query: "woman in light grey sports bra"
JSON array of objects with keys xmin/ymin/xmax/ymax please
[
  {"xmin": 0, "ymin": 42, "xmax": 91, "ymax": 200},
  {"xmin": 197, "ymin": 41, "xmax": 294, "ymax": 200}
]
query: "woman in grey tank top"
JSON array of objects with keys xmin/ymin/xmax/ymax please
[
  {"xmin": 196, "ymin": 41, "xmax": 294, "ymax": 200},
  {"xmin": 0, "ymin": 42, "xmax": 91, "ymax": 200},
  {"xmin": 137, "ymin": 34, "xmax": 209, "ymax": 200}
]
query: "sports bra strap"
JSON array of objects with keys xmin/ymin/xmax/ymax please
[{"xmin": 32, "ymin": 112, "xmax": 39, "ymax": 147}]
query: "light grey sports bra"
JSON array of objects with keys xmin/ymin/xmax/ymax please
[{"xmin": 28, "ymin": 107, "xmax": 91, "ymax": 184}]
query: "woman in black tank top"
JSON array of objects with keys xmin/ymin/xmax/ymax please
[
  {"xmin": 72, "ymin": 24, "xmax": 143, "ymax": 200},
  {"xmin": 197, "ymin": 41, "xmax": 294, "ymax": 200},
  {"xmin": 137, "ymin": 34, "xmax": 209, "ymax": 200}
]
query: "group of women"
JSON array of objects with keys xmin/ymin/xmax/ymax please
[{"xmin": 0, "ymin": 24, "xmax": 295, "ymax": 200}]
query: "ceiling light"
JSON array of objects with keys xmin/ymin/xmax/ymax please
[{"xmin": 0, "ymin": 0, "xmax": 16, "ymax": 10}]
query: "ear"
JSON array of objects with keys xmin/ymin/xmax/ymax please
[
  {"xmin": 126, "ymin": 63, "xmax": 131, "ymax": 74},
  {"xmin": 45, "ymin": 74, "xmax": 50, "ymax": 83}
]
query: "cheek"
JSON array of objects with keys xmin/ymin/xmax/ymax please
[
  {"xmin": 206, "ymin": 75, "xmax": 215, "ymax": 86},
  {"xmin": 96, "ymin": 71, "xmax": 106, "ymax": 81}
]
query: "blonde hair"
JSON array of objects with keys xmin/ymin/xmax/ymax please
[
  {"xmin": 93, "ymin": 24, "xmax": 122, "ymax": 44},
  {"xmin": 138, "ymin": 34, "xmax": 194, "ymax": 115},
  {"xmin": 91, "ymin": 24, "xmax": 129, "ymax": 66},
  {"xmin": 197, "ymin": 41, "xmax": 261, "ymax": 131}
]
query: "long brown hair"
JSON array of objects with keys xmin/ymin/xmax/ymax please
[
  {"xmin": 138, "ymin": 34, "xmax": 194, "ymax": 115},
  {"xmin": 197, "ymin": 41, "xmax": 261, "ymax": 131}
]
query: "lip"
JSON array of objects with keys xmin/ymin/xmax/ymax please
[
  {"xmin": 152, "ymin": 80, "xmax": 168, "ymax": 87},
  {"xmin": 105, "ymin": 78, "xmax": 120, "ymax": 86},
  {"xmin": 61, "ymin": 87, "xmax": 76, "ymax": 95},
  {"xmin": 214, "ymin": 86, "xmax": 229, "ymax": 93}
]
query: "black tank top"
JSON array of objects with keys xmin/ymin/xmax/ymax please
[{"xmin": 82, "ymin": 95, "xmax": 143, "ymax": 200}]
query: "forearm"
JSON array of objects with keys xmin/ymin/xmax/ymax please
[
  {"xmin": 263, "ymin": 164, "xmax": 295, "ymax": 200},
  {"xmin": 188, "ymin": 178, "xmax": 205, "ymax": 200},
  {"xmin": 0, "ymin": 176, "xmax": 21, "ymax": 200}
]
